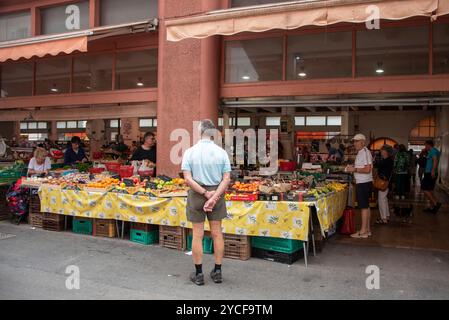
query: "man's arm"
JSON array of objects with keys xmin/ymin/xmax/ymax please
[{"xmin": 183, "ymin": 170, "xmax": 208, "ymax": 195}]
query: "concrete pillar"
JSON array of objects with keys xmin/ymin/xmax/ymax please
[
  {"xmin": 156, "ymin": 0, "xmax": 226, "ymax": 176},
  {"xmin": 340, "ymin": 107, "xmax": 350, "ymax": 136},
  {"xmin": 49, "ymin": 121, "xmax": 58, "ymax": 141}
]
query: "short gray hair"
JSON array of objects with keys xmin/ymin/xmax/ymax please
[{"xmin": 198, "ymin": 119, "xmax": 216, "ymax": 136}]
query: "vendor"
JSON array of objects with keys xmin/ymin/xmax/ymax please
[
  {"xmin": 64, "ymin": 136, "xmax": 87, "ymax": 166},
  {"xmin": 28, "ymin": 147, "xmax": 51, "ymax": 176},
  {"xmin": 130, "ymin": 132, "xmax": 157, "ymax": 165}
]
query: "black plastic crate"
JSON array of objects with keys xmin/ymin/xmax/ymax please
[{"xmin": 251, "ymin": 247, "xmax": 303, "ymax": 265}]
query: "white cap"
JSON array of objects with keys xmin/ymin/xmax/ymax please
[{"xmin": 352, "ymin": 133, "xmax": 367, "ymax": 141}]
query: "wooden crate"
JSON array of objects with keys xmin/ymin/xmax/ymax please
[
  {"xmin": 159, "ymin": 225, "xmax": 186, "ymax": 251},
  {"xmin": 43, "ymin": 212, "xmax": 65, "ymax": 222},
  {"xmin": 93, "ymin": 219, "xmax": 116, "ymax": 238},
  {"xmin": 43, "ymin": 218, "xmax": 65, "ymax": 232},
  {"xmin": 224, "ymin": 233, "xmax": 251, "ymax": 261},
  {"xmin": 29, "ymin": 195, "xmax": 41, "ymax": 214},
  {"xmin": 131, "ymin": 222, "xmax": 158, "ymax": 232},
  {"xmin": 29, "ymin": 212, "xmax": 44, "ymax": 228}
]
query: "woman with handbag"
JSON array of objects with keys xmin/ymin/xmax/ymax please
[{"xmin": 374, "ymin": 145, "xmax": 394, "ymax": 224}]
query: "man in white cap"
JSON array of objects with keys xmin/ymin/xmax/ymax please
[{"xmin": 345, "ymin": 134, "xmax": 373, "ymax": 238}]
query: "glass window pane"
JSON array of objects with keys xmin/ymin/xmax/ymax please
[
  {"xmin": 0, "ymin": 62, "xmax": 33, "ymax": 97},
  {"xmin": 231, "ymin": 0, "xmax": 287, "ymax": 7},
  {"xmin": 266, "ymin": 116, "xmax": 280, "ymax": 126},
  {"xmin": 152, "ymin": 119, "xmax": 157, "ymax": 127},
  {"xmin": 36, "ymin": 57, "xmax": 71, "ymax": 95},
  {"xmin": 115, "ymin": 49, "xmax": 158, "ymax": 89},
  {"xmin": 78, "ymin": 121, "xmax": 87, "ymax": 128},
  {"xmin": 306, "ymin": 116, "xmax": 326, "ymax": 126},
  {"xmin": 434, "ymin": 23, "xmax": 449, "ymax": 74},
  {"xmin": 28, "ymin": 122, "xmax": 37, "ymax": 129},
  {"xmin": 0, "ymin": 11, "xmax": 30, "ymax": 42},
  {"xmin": 57, "ymin": 121, "xmax": 66, "ymax": 129},
  {"xmin": 67, "ymin": 121, "xmax": 77, "ymax": 128},
  {"xmin": 20, "ymin": 122, "xmax": 28, "ymax": 130},
  {"xmin": 287, "ymin": 31, "xmax": 352, "ymax": 80},
  {"xmin": 41, "ymin": 1, "xmax": 89, "ymax": 35},
  {"xmin": 237, "ymin": 117, "xmax": 251, "ymax": 126},
  {"xmin": 38, "ymin": 122, "xmax": 47, "ymax": 129},
  {"xmin": 110, "ymin": 120, "xmax": 119, "ymax": 128},
  {"xmin": 139, "ymin": 119, "xmax": 152, "ymax": 127},
  {"xmin": 295, "ymin": 116, "xmax": 305, "ymax": 126},
  {"xmin": 218, "ymin": 118, "xmax": 224, "ymax": 126},
  {"xmin": 73, "ymin": 53, "xmax": 113, "ymax": 92},
  {"xmin": 327, "ymin": 116, "xmax": 342, "ymax": 126},
  {"xmin": 27, "ymin": 133, "xmax": 48, "ymax": 141},
  {"xmin": 100, "ymin": 0, "xmax": 158, "ymax": 26},
  {"xmin": 357, "ymin": 26, "xmax": 429, "ymax": 76},
  {"xmin": 225, "ymin": 38, "xmax": 283, "ymax": 83},
  {"xmin": 111, "ymin": 132, "xmax": 118, "ymax": 141}
]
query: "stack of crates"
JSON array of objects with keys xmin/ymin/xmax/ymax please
[
  {"xmin": 42, "ymin": 212, "xmax": 65, "ymax": 232},
  {"xmin": 159, "ymin": 225, "xmax": 186, "ymax": 250},
  {"xmin": 72, "ymin": 217, "xmax": 93, "ymax": 235},
  {"xmin": 251, "ymin": 236, "xmax": 304, "ymax": 265},
  {"xmin": 223, "ymin": 233, "xmax": 251, "ymax": 261},
  {"xmin": 28, "ymin": 194, "xmax": 43, "ymax": 228},
  {"xmin": 130, "ymin": 223, "xmax": 159, "ymax": 245},
  {"xmin": 186, "ymin": 229, "xmax": 214, "ymax": 254}
]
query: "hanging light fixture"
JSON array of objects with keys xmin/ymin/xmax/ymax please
[
  {"xmin": 376, "ymin": 62, "xmax": 384, "ymax": 74},
  {"xmin": 50, "ymin": 84, "xmax": 59, "ymax": 93},
  {"xmin": 298, "ymin": 66, "xmax": 307, "ymax": 78},
  {"xmin": 137, "ymin": 78, "xmax": 144, "ymax": 87}
]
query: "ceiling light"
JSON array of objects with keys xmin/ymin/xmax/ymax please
[
  {"xmin": 242, "ymin": 75, "xmax": 250, "ymax": 80},
  {"xmin": 137, "ymin": 78, "xmax": 144, "ymax": 87},
  {"xmin": 376, "ymin": 62, "xmax": 384, "ymax": 74},
  {"xmin": 51, "ymin": 88, "xmax": 59, "ymax": 92},
  {"xmin": 298, "ymin": 67, "xmax": 307, "ymax": 78}
]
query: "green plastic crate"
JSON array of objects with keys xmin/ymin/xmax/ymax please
[
  {"xmin": 130, "ymin": 229, "xmax": 159, "ymax": 245},
  {"xmin": 251, "ymin": 236, "xmax": 303, "ymax": 254},
  {"xmin": 186, "ymin": 235, "xmax": 214, "ymax": 254},
  {"xmin": 51, "ymin": 163, "xmax": 65, "ymax": 170},
  {"xmin": 72, "ymin": 218, "xmax": 93, "ymax": 235}
]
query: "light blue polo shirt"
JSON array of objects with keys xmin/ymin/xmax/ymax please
[{"xmin": 181, "ymin": 139, "xmax": 231, "ymax": 186}]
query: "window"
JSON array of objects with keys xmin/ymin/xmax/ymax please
[
  {"xmin": 433, "ymin": 23, "xmax": 449, "ymax": 74},
  {"xmin": 78, "ymin": 121, "xmax": 87, "ymax": 128},
  {"xmin": 26, "ymin": 133, "xmax": 48, "ymax": 141},
  {"xmin": 139, "ymin": 118, "xmax": 157, "ymax": 128},
  {"xmin": 73, "ymin": 53, "xmax": 113, "ymax": 92},
  {"xmin": 266, "ymin": 117, "xmax": 281, "ymax": 126},
  {"xmin": 28, "ymin": 122, "xmax": 37, "ymax": 130},
  {"xmin": 115, "ymin": 49, "xmax": 158, "ymax": 89},
  {"xmin": 287, "ymin": 31, "xmax": 352, "ymax": 80},
  {"xmin": 306, "ymin": 116, "xmax": 326, "ymax": 126},
  {"xmin": 231, "ymin": 0, "xmax": 288, "ymax": 7},
  {"xmin": 67, "ymin": 121, "xmax": 77, "ymax": 129},
  {"xmin": 38, "ymin": 122, "xmax": 48, "ymax": 129},
  {"xmin": 218, "ymin": 117, "xmax": 251, "ymax": 126},
  {"xmin": 295, "ymin": 117, "xmax": 305, "ymax": 126},
  {"xmin": 20, "ymin": 122, "xmax": 28, "ymax": 130},
  {"xmin": 57, "ymin": 121, "xmax": 67, "ymax": 129},
  {"xmin": 100, "ymin": 0, "xmax": 158, "ymax": 26},
  {"xmin": 225, "ymin": 38, "xmax": 283, "ymax": 83},
  {"xmin": 327, "ymin": 116, "xmax": 342, "ymax": 126},
  {"xmin": 0, "ymin": 62, "xmax": 33, "ymax": 97},
  {"xmin": 111, "ymin": 132, "xmax": 119, "ymax": 141},
  {"xmin": 36, "ymin": 57, "xmax": 71, "ymax": 95},
  {"xmin": 357, "ymin": 26, "xmax": 429, "ymax": 76},
  {"xmin": 109, "ymin": 120, "xmax": 121, "ymax": 128},
  {"xmin": 409, "ymin": 117, "xmax": 436, "ymax": 139},
  {"xmin": 0, "ymin": 11, "xmax": 30, "ymax": 42},
  {"xmin": 41, "ymin": 1, "xmax": 89, "ymax": 35}
]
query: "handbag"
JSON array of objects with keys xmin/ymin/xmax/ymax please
[{"xmin": 373, "ymin": 174, "xmax": 389, "ymax": 191}]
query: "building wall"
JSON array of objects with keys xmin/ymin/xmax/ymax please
[
  {"xmin": 437, "ymin": 107, "xmax": 449, "ymax": 189},
  {"xmin": 0, "ymin": 121, "xmax": 15, "ymax": 140},
  {"xmin": 354, "ymin": 110, "xmax": 435, "ymax": 146}
]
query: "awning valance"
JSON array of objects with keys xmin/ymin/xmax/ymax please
[
  {"xmin": 166, "ymin": 0, "xmax": 449, "ymax": 42},
  {"xmin": 0, "ymin": 19, "xmax": 158, "ymax": 63}
]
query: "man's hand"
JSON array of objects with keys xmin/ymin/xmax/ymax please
[
  {"xmin": 204, "ymin": 190, "xmax": 216, "ymax": 200},
  {"xmin": 204, "ymin": 197, "xmax": 218, "ymax": 212},
  {"xmin": 345, "ymin": 165, "xmax": 355, "ymax": 173}
]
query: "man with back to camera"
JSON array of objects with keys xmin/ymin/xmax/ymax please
[
  {"xmin": 181, "ymin": 119, "xmax": 231, "ymax": 286},
  {"xmin": 422, "ymin": 140, "xmax": 442, "ymax": 214}
]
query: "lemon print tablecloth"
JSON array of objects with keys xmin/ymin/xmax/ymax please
[{"xmin": 39, "ymin": 186, "xmax": 348, "ymax": 241}]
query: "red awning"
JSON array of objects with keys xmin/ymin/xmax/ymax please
[{"xmin": 166, "ymin": 0, "xmax": 449, "ymax": 42}]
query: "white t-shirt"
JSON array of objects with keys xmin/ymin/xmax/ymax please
[
  {"xmin": 354, "ymin": 147, "xmax": 373, "ymax": 184},
  {"xmin": 28, "ymin": 157, "xmax": 52, "ymax": 173}
]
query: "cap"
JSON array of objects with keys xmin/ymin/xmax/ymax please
[{"xmin": 352, "ymin": 133, "xmax": 367, "ymax": 141}]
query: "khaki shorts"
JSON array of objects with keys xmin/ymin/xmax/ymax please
[{"xmin": 186, "ymin": 186, "xmax": 227, "ymax": 223}]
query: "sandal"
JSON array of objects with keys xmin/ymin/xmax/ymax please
[
  {"xmin": 350, "ymin": 231, "xmax": 369, "ymax": 239},
  {"xmin": 375, "ymin": 219, "xmax": 388, "ymax": 225}
]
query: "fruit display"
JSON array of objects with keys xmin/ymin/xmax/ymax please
[
  {"xmin": 85, "ymin": 177, "xmax": 120, "ymax": 190},
  {"xmin": 231, "ymin": 181, "xmax": 260, "ymax": 193}
]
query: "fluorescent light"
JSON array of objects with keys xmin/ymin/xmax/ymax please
[
  {"xmin": 137, "ymin": 82, "xmax": 144, "ymax": 87},
  {"xmin": 376, "ymin": 62, "xmax": 384, "ymax": 74},
  {"xmin": 242, "ymin": 75, "xmax": 250, "ymax": 80},
  {"xmin": 298, "ymin": 72, "xmax": 307, "ymax": 77},
  {"xmin": 51, "ymin": 88, "xmax": 59, "ymax": 92},
  {"xmin": 376, "ymin": 68, "xmax": 384, "ymax": 74}
]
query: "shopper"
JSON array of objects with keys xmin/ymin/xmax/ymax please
[
  {"xmin": 393, "ymin": 145, "xmax": 409, "ymax": 200},
  {"xmin": 64, "ymin": 136, "xmax": 87, "ymax": 166},
  {"xmin": 181, "ymin": 119, "xmax": 231, "ymax": 286},
  {"xmin": 422, "ymin": 140, "xmax": 442, "ymax": 214},
  {"xmin": 130, "ymin": 132, "xmax": 157, "ymax": 165},
  {"xmin": 408, "ymin": 149, "xmax": 417, "ymax": 189},
  {"xmin": 417, "ymin": 148, "xmax": 428, "ymax": 182},
  {"xmin": 336, "ymin": 144, "xmax": 346, "ymax": 164},
  {"xmin": 28, "ymin": 147, "xmax": 51, "ymax": 176},
  {"xmin": 375, "ymin": 145, "xmax": 394, "ymax": 224},
  {"xmin": 326, "ymin": 142, "xmax": 338, "ymax": 162},
  {"xmin": 345, "ymin": 134, "xmax": 373, "ymax": 239}
]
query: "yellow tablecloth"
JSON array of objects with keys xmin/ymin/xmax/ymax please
[
  {"xmin": 39, "ymin": 186, "xmax": 348, "ymax": 241},
  {"xmin": 314, "ymin": 189, "xmax": 349, "ymax": 234}
]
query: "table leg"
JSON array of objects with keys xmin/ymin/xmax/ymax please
[
  {"xmin": 115, "ymin": 221, "xmax": 120, "ymax": 239},
  {"xmin": 303, "ymin": 242, "xmax": 308, "ymax": 268},
  {"xmin": 309, "ymin": 209, "xmax": 316, "ymax": 257},
  {"xmin": 64, "ymin": 216, "xmax": 67, "ymax": 231},
  {"xmin": 121, "ymin": 220, "xmax": 125, "ymax": 239}
]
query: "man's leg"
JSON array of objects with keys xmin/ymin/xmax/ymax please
[
  {"xmin": 192, "ymin": 222, "xmax": 205, "ymax": 266},
  {"xmin": 209, "ymin": 220, "xmax": 224, "ymax": 283}
]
